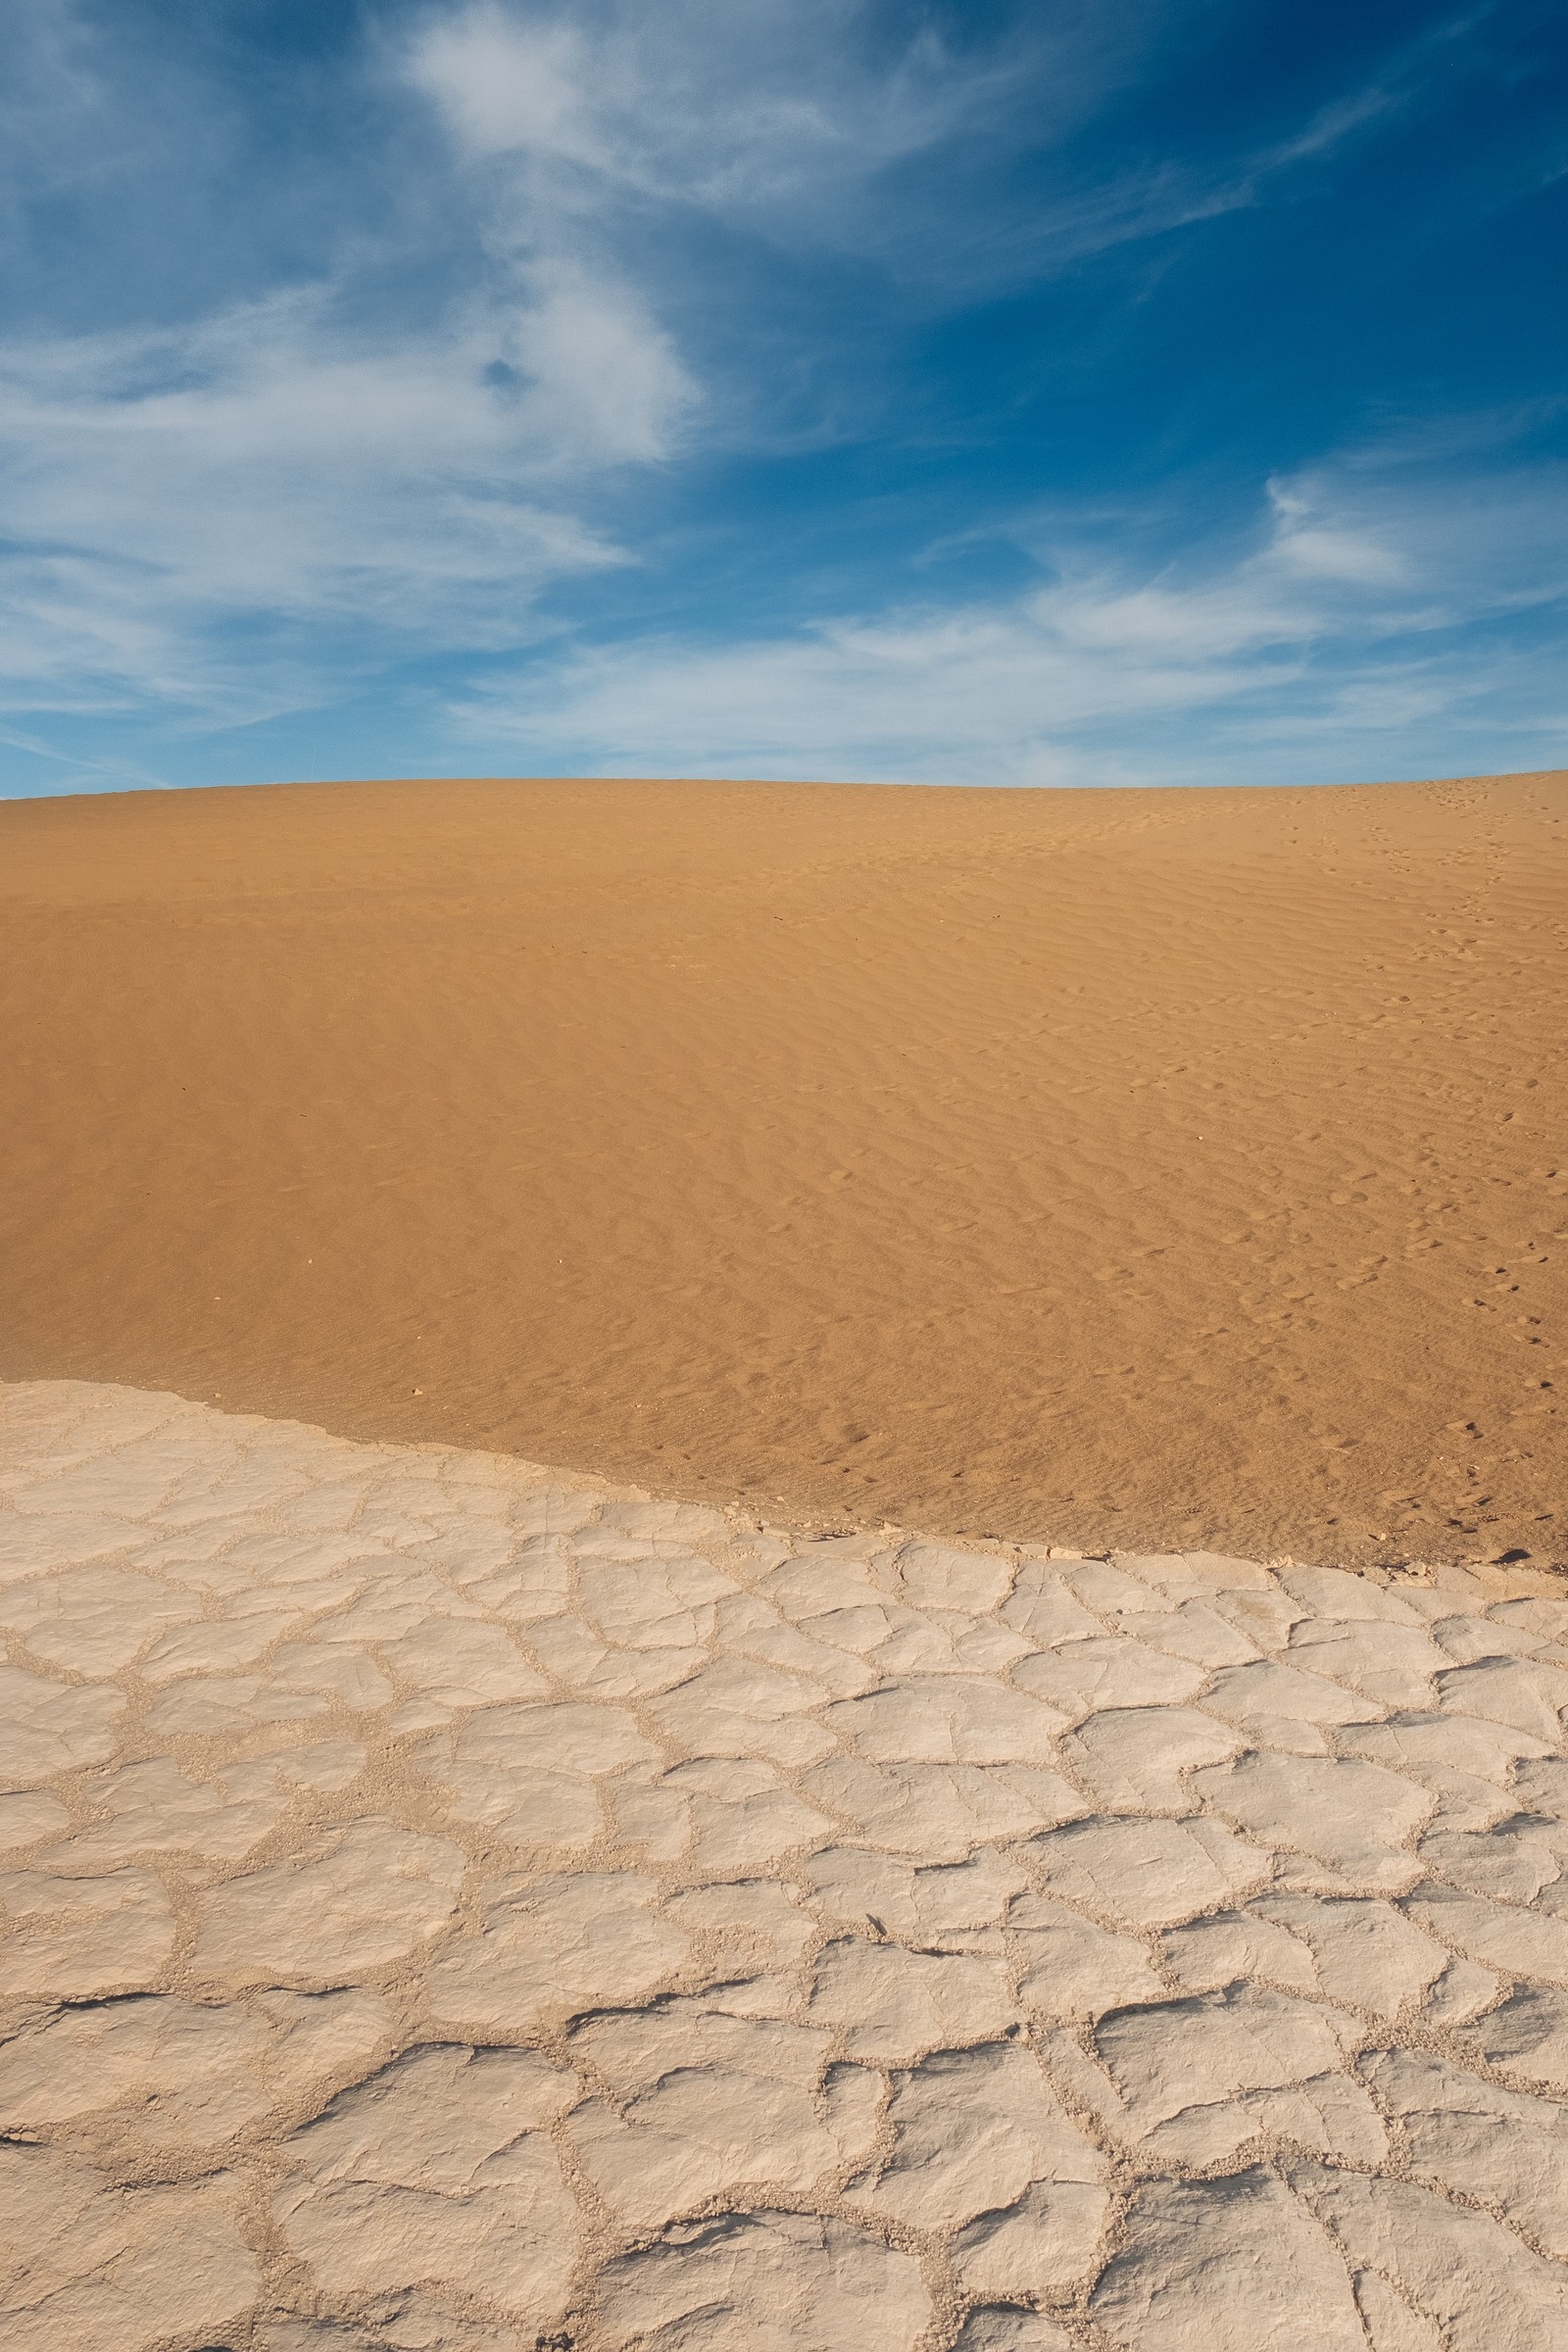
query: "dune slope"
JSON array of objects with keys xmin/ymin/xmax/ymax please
[{"xmin": 1, "ymin": 770, "xmax": 1563, "ymax": 1567}]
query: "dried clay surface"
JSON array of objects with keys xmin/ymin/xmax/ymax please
[{"xmin": 5, "ymin": 1378, "xmax": 1568, "ymax": 2351}]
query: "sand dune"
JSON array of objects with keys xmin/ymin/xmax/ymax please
[
  {"xmin": 1, "ymin": 770, "xmax": 1563, "ymax": 1567},
  {"xmin": 3, "ymin": 780, "xmax": 1566, "ymax": 2347},
  {"xmin": 6, "ymin": 1379, "xmax": 1568, "ymax": 2350}
]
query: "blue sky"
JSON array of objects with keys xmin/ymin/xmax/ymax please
[{"xmin": 1, "ymin": 0, "xmax": 1564, "ymax": 795}]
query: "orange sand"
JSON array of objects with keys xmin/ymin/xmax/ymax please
[{"xmin": 1, "ymin": 770, "xmax": 1563, "ymax": 1567}]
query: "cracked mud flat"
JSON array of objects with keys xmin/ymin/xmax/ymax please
[{"xmin": 5, "ymin": 1380, "xmax": 1568, "ymax": 2350}]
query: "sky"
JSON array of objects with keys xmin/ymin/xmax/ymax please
[{"xmin": 1, "ymin": 0, "xmax": 1565, "ymax": 796}]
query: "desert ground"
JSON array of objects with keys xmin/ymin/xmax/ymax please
[
  {"xmin": 2, "ymin": 770, "xmax": 1563, "ymax": 1570},
  {"xmin": 7, "ymin": 1378, "xmax": 1568, "ymax": 2351},
  {"xmin": 2, "ymin": 770, "xmax": 1566, "ymax": 2348}
]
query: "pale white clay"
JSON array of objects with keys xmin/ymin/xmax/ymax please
[{"xmin": 2, "ymin": 1376, "xmax": 1566, "ymax": 2350}]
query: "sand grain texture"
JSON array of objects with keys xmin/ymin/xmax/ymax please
[
  {"xmin": 5, "ymin": 1380, "xmax": 1568, "ymax": 2348},
  {"xmin": 1, "ymin": 771, "xmax": 1564, "ymax": 1564}
]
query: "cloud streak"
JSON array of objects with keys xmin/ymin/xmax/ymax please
[
  {"xmin": 405, "ymin": 0, "xmax": 1052, "ymax": 219},
  {"xmin": 0, "ymin": 265, "xmax": 693, "ymax": 716},
  {"xmin": 451, "ymin": 451, "xmax": 1568, "ymax": 785},
  {"xmin": 399, "ymin": 0, "xmax": 1382, "ymax": 296},
  {"xmin": 0, "ymin": 0, "xmax": 1562, "ymax": 790}
]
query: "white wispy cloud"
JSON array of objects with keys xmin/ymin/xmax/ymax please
[
  {"xmin": 0, "ymin": 0, "xmax": 112, "ymax": 219},
  {"xmin": 449, "ymin": 451, "xmax": 1568, "ymax": 783},
  {"xmin": 399, "ymin": 0, "xmax": 1309, "ymax": 305},
  {"xmin": 0, "ymin": 0, "xmax": 1054, "ymax": 728},
  {"xmin": 404, "ymin": 0, "xmax": 1051, "ymax": 224},
  {"xmin": 0, "ymin": 266, "xmax": 693, "ymax": 715},
  {"xmin": 399, "ymin": 0, "xmax": 1417, "ymax": 294},
  {"xmin": 0, "ymin": 0, "xmax": 1559, "ymax": 791}
]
